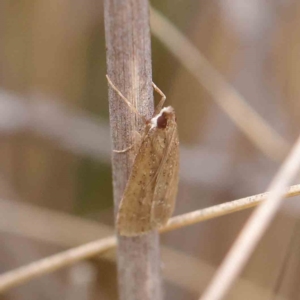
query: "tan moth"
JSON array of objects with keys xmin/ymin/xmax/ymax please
[{"xmin": 107, "ymin": 75, "xmax": 179, "ymax": 236}]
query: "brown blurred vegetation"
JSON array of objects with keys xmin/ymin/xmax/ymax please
[{"xmin": 0, "ymin": 0, "xmax": 300, "ymax": 299}]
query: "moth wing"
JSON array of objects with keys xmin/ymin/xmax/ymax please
[
  {"xmin": 151, "ymin": 125, "xmax": 179, "ymax": 227},
  {"xmin": 117, "ymin": 129, "xmax": 163, "ymax": 236}
]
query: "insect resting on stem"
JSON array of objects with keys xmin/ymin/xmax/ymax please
[{"xmin": 106, "ymin": 75, "xmax": 179, "ymax": 237}]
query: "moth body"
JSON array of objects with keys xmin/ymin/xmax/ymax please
[
  {"xmin": 106, "ymin": 75, "xmax": 179, "ymax": 237},
  {"xmin": 117, "ymin": 106, "xmax": 179, "ymax": 236}
]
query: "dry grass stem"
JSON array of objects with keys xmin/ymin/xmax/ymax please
[
  {"xmin": 1, "ymin": 184, "xmax": 300, "ymax": 293},
  {"xmin": 0, "ymin": 236, "xmax": 116, "ymax": 293},
  {"xmin": 162, "ymin": 184, "xmax": 300, "ymax": 233},
  {"xmin": 200, "ymin": 135, "xmax": 300, "ymax": 300},
  {"xmin": 150, "ymin": 7, "xmax": 289, "ymax": 161},
  {"xmin": 105, "ymin": 1, "xmax": 162, "ymax": 299}
]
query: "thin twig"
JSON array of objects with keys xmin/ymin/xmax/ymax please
[
  {"xmin": 0, "ymin": 236, "xmax": 116, "ymax": 293},
  {"xmin": 150, "ymin": 6, "xmax": 289, "ymax": 161},
  {"xmin": 0, "ymin": 184, "xmax": 300, "ymax": 293},
  {"xmin": 162, "ymin": 184, "xmax": 300, "ymax": 233},
  {"xmin": 200, "ymin": 135, "xmax": 300, "ymax": 300},
  {"xmin": 0, "ymin": 203, "xmax": 268, "ymax": 296}
]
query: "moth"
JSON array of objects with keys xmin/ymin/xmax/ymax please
[{"xmin": 107, "ymin": 76, "xmax": 179, "ymax": 236}]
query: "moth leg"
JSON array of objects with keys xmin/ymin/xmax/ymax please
[
  {"xmin": 152, "ymin": 82, "xmax": 166, "ymax": 115},
  {"xmin": 113, "ymin": 131, "xmax": 142, "ymax": 154},
  {"xmin": 106, "ymin": 75, "xmax": 146, "ymax": 123},
  {"xmin": 113, "ymin": 144, "xmax": 134, "ymax": 154}
]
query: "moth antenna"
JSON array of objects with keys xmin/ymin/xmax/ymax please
[
  {"xmin": 152, "ymin": 82, "xmax": 166, "ymax": 115},
  {"xmin": 106, "ymin": 75, "xmax": 146, "ymax": 123}
]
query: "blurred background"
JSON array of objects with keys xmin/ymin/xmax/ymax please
[{"xmin": 0, "ymin": 0, "xmax": 300, "ymax": 299}]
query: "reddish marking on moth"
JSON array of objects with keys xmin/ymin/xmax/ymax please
[{"xmin": 157, "ymin": 112, "xmax": 168, "ymax": 129}]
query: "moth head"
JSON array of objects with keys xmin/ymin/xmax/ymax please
[{"xmin": 150, "ymin": 106, "xmax": 176, "ymax": 129}]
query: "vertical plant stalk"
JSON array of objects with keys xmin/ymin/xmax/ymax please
[{"xmin": 104, "ymin": 1, "xmax": 162, "ymax": 300}]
